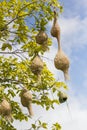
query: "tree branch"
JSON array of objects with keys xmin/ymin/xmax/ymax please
[
  {"xmin": 17, "ymin": 1, "xmax": 37, "ymax": 15},
  {"xmin": 40, "ymin": 55, "xmax": 53, "ymax": 62},
  {"xmin": 8, "ymin": 30, "xmax": 33, "ymax": 39},
  {"xmin": 0, "ymin": 50, "xmax": 28, "ymax": 54},
  {"xmin": 0, "ymin": 78, "xmax": 31, "ymax": 88},
  {"xmin": 0, "ymin": 1, "xmax": 38, "ymax": 32},
  {"xmin": 0, "ymin": 78, "xmax": 22, "ymax": 84},
  {"xmin": 0, "ymin": 17, "xmax": 18, "ymax": 31}
]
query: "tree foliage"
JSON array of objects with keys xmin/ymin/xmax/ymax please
[{"xmin": 0, "ymin": 0, "xmax": 67, "ymax": 129}]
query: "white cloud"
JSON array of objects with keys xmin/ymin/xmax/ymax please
[
  {"xmin": 62, "ymin": 97, "xmax": 87, "ymax": 130},
  {"xmin": 60, "ymin": 16, "xmax": 87, "ymax": 54}
]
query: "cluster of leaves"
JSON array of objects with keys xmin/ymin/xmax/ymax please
[
  {"xmin": 0, "ymin": 0, "xmax": 66, "ymax": 129},
  {"xmin": 31, "ymin": 120, "xmax": 61, "ymax": 130},
  {"xmin": 0, "ymin": 118, "xmax": 16, "ymax": 130}
]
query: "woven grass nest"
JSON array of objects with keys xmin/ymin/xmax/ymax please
[
  {"xmin": 51, "ymin": 11, "xmax": 60, "ymax": 44},
  {"xmin": 20, "ymin": 88, "xmax": 33, "ymax": 116},
  {"xmin": 58, "ymin": 91, "xmax": 68, "ymax": 103},
  {"xmin": 54, "ymin": 49, "xmax": 70, "ymax": 80},
  {"xmin": 30, "ymin": 55, "xmax": 44, "ymax": 75},
  {"xmin": 36, "ymin": 30, "xmax": 48, "ymax": 45},
  {"xmin": 0, "ymin": 99, "xmax": 12, "ymax": 121}
]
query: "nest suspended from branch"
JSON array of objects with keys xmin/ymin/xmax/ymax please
[
  {"xmin": 58, "ymin": 91, "xmax": 68, "ymax": 103},
  {"xmin": 30, "ymin": 55, "xmax": 44, "ymax": 75},
  {"xmin": 36, "ymin": 30, "xmax": 48, "ymax": 45},
  {"xmin": 54, "ymin": 49, "xmax": 70, "ymax": 80},
  {"xmin": 0, "ymin": 99, "xmax": 12, "ymax": 121},
  {"xmin": 20, "ymin": 88, "xmax": 33, "ymax": 116},
  {"xmin": 51, "ymin": 11, "xmax": 60, "ymax": 44}
]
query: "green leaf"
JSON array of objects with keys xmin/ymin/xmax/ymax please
[
  {"xmin": 32, "ymin": 124, "xmax": 36, "ymax": 129},
  {"xmin": 55, "ymin": 82, "xmax": 68, "ymax": 89},
  {"xmin": 42, "ymin": 123, "xmax": 47, "ymax": 129},
  {"xmin": 52, "ymin": 123, "xmax": 61, "ymax": 130},
  {"xmin": 1, "ymin": 43, "xmax": 12, "ymax": 51},
  {"xmin": 8, "ymin": 89, "xmax": 16, "ymax": 97}
]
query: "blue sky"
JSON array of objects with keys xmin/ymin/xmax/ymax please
[{"xmin": 13, "ymin": 0, "xmax": 87, "ymax": 129}]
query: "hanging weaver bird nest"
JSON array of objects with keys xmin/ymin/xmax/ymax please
[
  {"xmin": 51, "ymin": 11, "xmax": 60, "ymax": 44},
  {"xmin": 58, "ymin": 91, "xmax": 68, "ymax": 103},
  {"xmin": 0, "ymin": 99, "xmax": 12, "ymax": 121},
  {"xmin": 54, "ymin": 49, "xmax": 70, "ymax": 80},
  {"xmin": 30, "ymin": 55, "xmax": 44, "ymax": 75},
  {"xmin": 20, "ymin": 88, "xmax": 33, "ymax": 116},
  {"xmin": 36, "ymin": 30, "xmax": 48, "ymax": 45}
]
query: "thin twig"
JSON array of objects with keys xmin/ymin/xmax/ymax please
[
  {"xmin": 40, "ymin": 55, "xmax": 53, "ymax": 62},
  {"xmin": 0, "ymin": 50, "xmax": 28, "ymax": 54},
  {"xmin": 0, "ymin": 0, "xmax": 41, "ymax": 32},
  {"xmin": 17, "ymin": 1, "xmax": 37, "ymax": 15},
  {"xmin": 0, "ymin": 78, "xmax": 30, "ymax": 86},
  {"xmin": 8, "ymin": 30, "xmax": 33, "ymax": 39},
  {"xmin": 0, "ymin": 17, "xmax": 18, "ymax": 31},
  {"xmin": 0, "ymin": 78, "xmax": 22, "ymax": 84}
]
